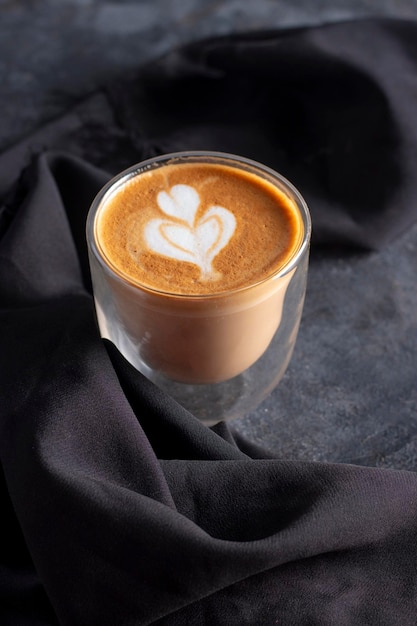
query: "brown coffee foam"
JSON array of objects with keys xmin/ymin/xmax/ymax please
[{"xmin": 96, "ymin": 162, "xmax": 303, "ymax": 295}]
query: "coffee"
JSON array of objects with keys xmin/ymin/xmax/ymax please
[
  {"xmin": 95, "ymin": 162, "xmax": 303, "ymax": 295},
  {"xmin": 88, "ymin": 153, "xmax": 309, "ymax": 387}
]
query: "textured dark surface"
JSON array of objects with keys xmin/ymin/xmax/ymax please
[
  {"xmin": 2, "ymin": 0, "xmax": 417, "ymax": 151},
  {"xmin": 2, "ymin": 0, "xmax": 417, "ymax": 469}
]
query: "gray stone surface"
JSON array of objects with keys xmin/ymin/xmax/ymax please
[
  {"xmin": 236, "ymin": 221, "xmax": 417, "ymax": 468},
  {"xmin": 2, "ymin": 0, "xmax": 417, "ymax": 468}
]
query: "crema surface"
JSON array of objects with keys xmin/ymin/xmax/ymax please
[{"xmin": 96, "ymin": 162, "xmax": 303, "ymax": 295}]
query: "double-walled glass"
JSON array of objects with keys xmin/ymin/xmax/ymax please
[{"xmin": 86, "ymin": 152, "xmax": 311, "ymax": 423}]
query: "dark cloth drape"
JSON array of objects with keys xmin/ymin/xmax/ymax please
[{"xmin": 1, "ymin": 18, "xmax": 417, "ymax": 625}]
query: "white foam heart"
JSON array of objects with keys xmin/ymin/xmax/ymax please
[
  {"xmin": 144, "ymin": 185, "xmax": 236, "ymax": 279},
  {"xmin": 157, "ymin": 184, "xmax": 200, "ymax": 227}
]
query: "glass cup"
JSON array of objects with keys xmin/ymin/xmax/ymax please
[{"xmin": 86, "ymin": 151, "xmax": 311, "ymax": 424}]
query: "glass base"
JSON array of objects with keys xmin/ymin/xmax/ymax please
[
  {"xmin": 103, "ymin": 307, "xmax": 297, "ymax": 425},
  {"xmin": 142, "ymin": 352, "xmax": 293, "ymax": 425}
]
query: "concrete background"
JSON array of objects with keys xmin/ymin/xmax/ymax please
[{"xmin": 2, "ymin": 0, "xmax": 417, "ymax": 151}]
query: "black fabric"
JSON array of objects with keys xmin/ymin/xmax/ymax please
[{"xmin": 1, "ymin": 17, "xmax": 417, "ymax": 625}]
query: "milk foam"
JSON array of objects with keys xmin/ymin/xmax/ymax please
[
  {"xmin": 97, "ymin": 162, "xmax": 303, "ymax": 295},
  {"xmin": 144, "ymin": 184, "xmax": 236, "ymax": 279}
]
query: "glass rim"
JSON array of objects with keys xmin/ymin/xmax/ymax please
[{"xmin": 86, "ymin": 150, "xmax": 312, "ymax": 300}]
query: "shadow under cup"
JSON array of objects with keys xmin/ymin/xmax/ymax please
[{"xmin": 86, "ymin": 152, "xmax": 311, "ymax": 424}]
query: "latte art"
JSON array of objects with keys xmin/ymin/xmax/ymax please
[
  {"xmin": 144, "ymin": 184, "xmax": 236, "ymax": 279},
  {"xmin": 96, "ymin": 161, "xmax": 303, "ymax": 295}
]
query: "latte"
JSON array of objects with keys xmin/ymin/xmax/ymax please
[{"xmin": 87, "ymin": 153, "xmax": 309, "ymax": 386}]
